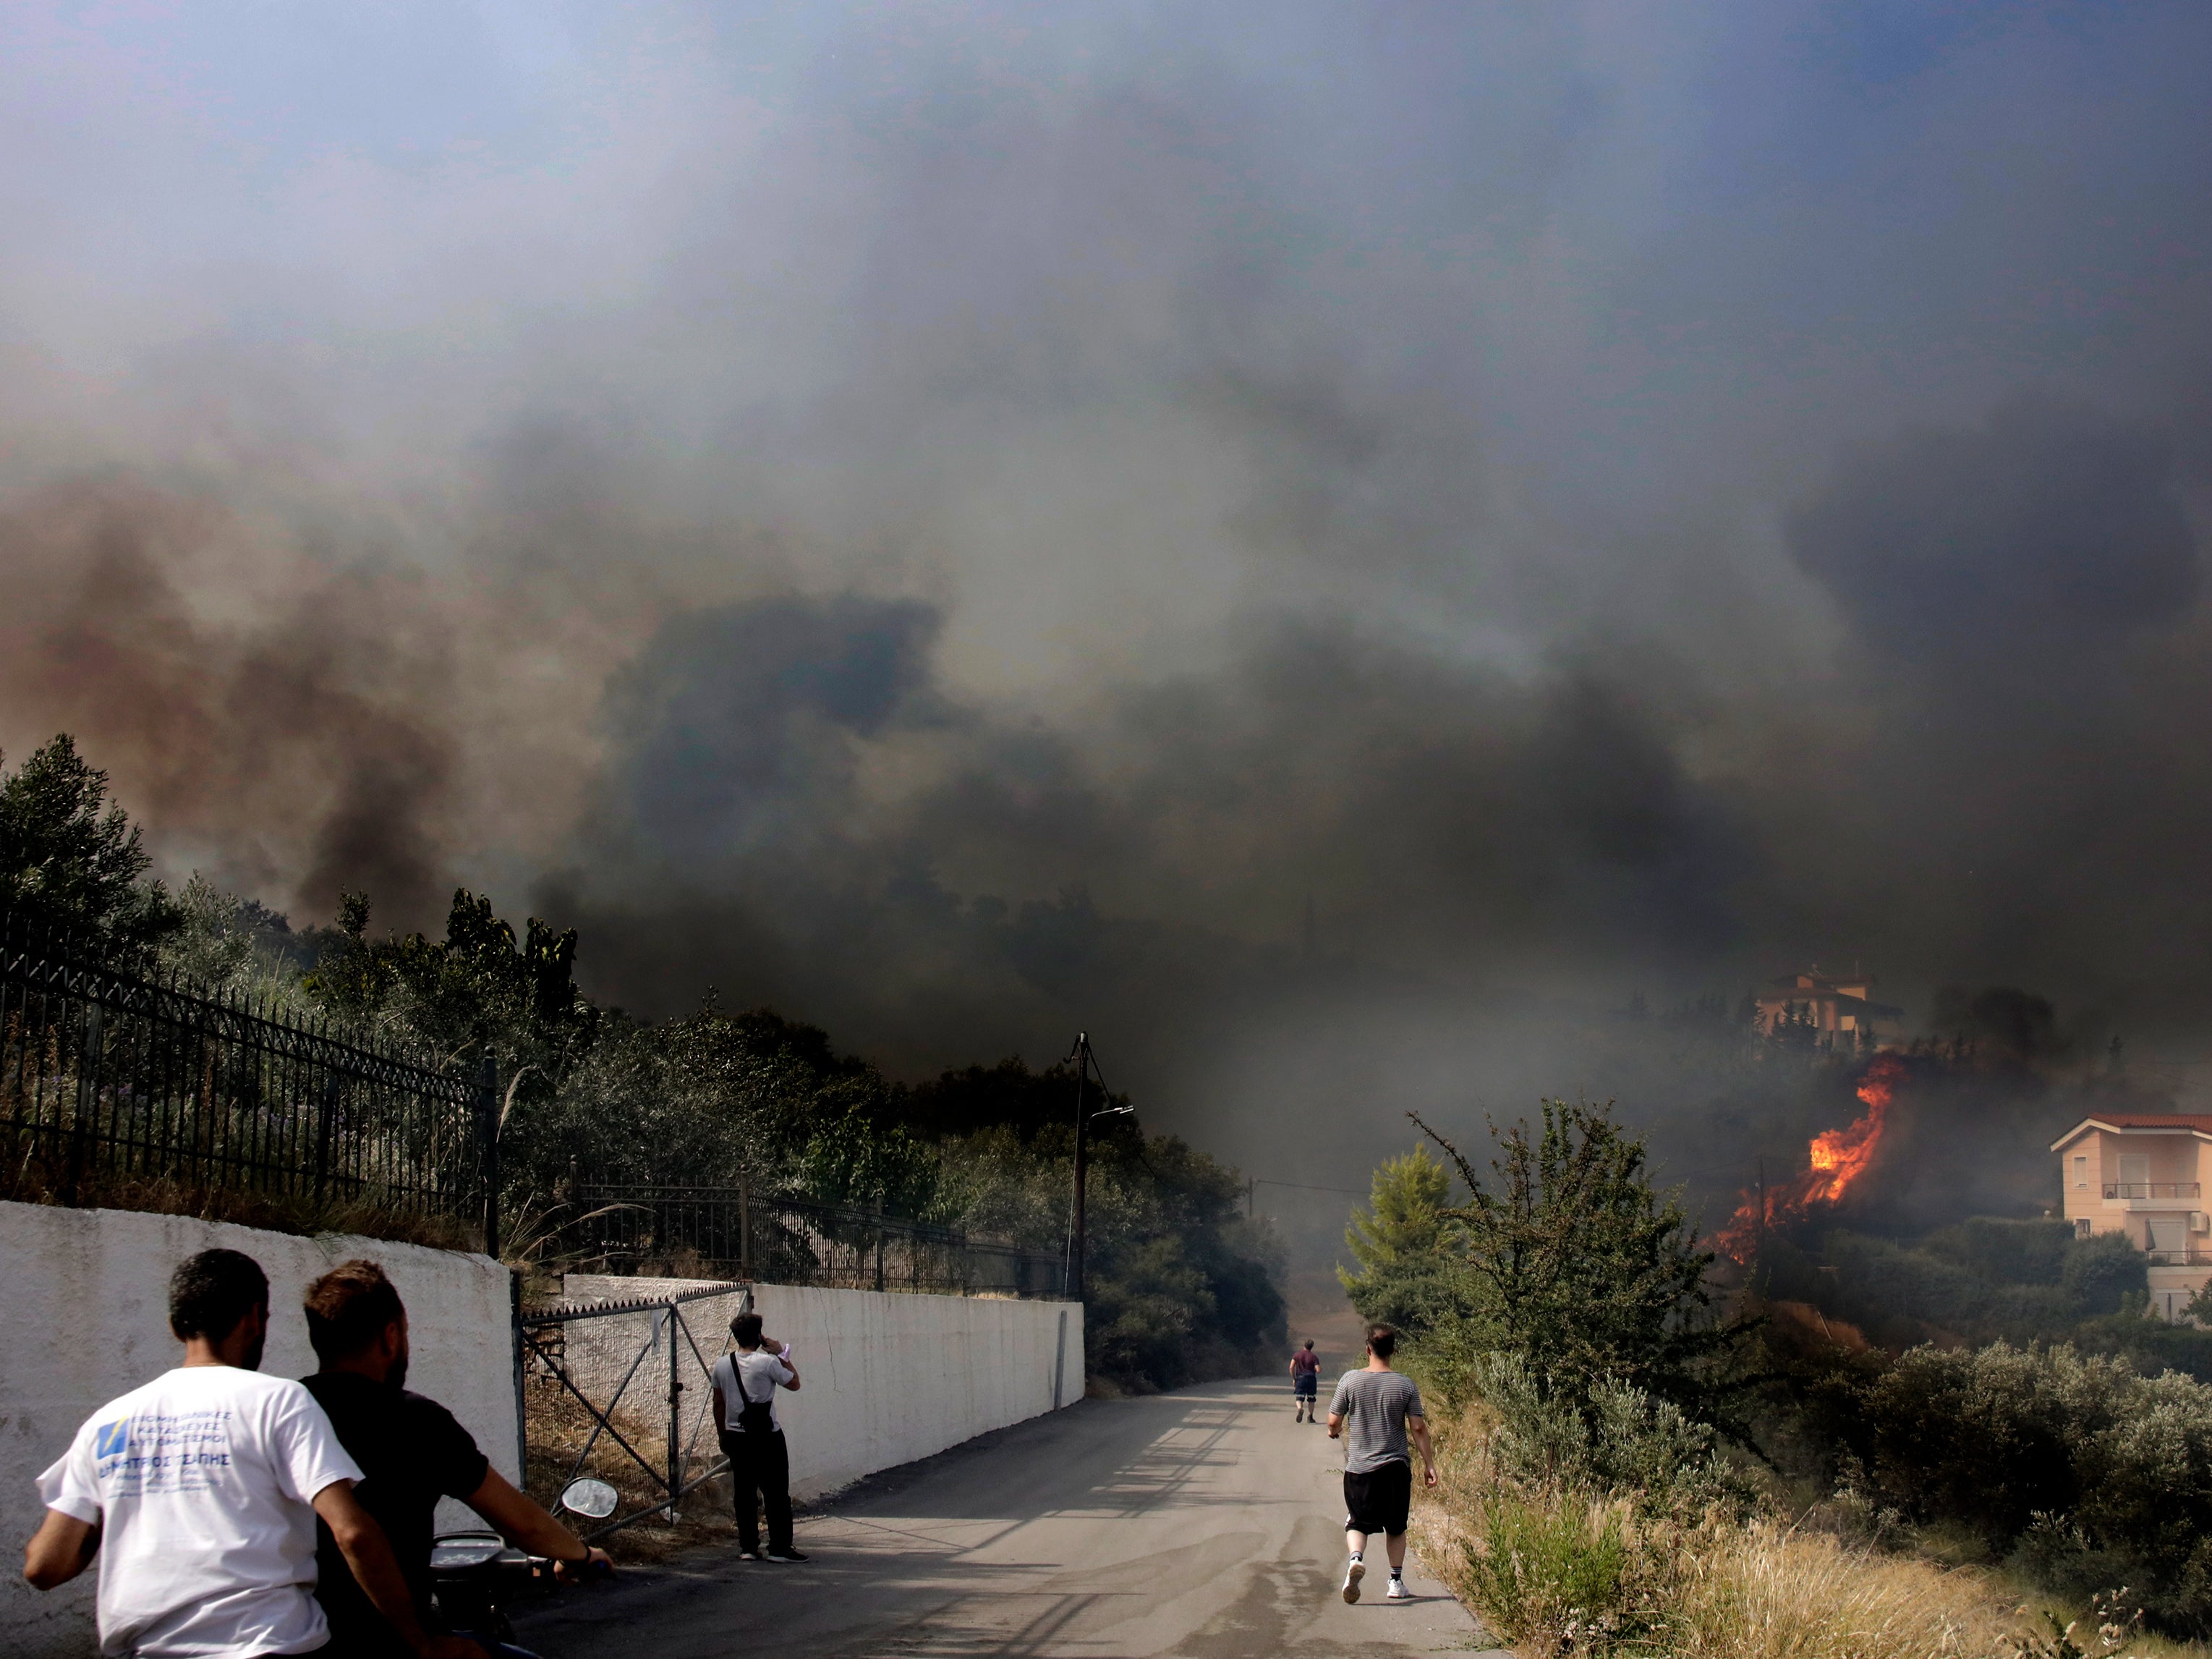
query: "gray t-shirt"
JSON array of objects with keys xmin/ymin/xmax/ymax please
[{"xmin": 1328, "ymin": 1369, "xmax": 1424, "ymax": 1475}]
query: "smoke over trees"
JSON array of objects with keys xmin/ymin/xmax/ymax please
[
  {"xmin": 0, "ymin": 737, "xmax": 1285, "ymax": 1388},
  {"xmin": 3, "ymin": 5, "xmax": 2211, "ymax": 1243}
]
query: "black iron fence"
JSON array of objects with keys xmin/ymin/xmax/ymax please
[
  {"xmin": 0, "ymin": 917, "xmax": 492, "ymax": 1234},
  {"xmin": 1, "ymin": 917, "xmax": 1056, "ymax": 1290},
  {"xmin": 555, "ymin": 1183, "xmax": 1066, "ymax": 1298}
]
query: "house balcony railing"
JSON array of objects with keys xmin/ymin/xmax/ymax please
[
  {"xmin": 2105, "ymin": 1182, "xmax": 2202, "ymax": 1201},
  {"xmin": 2146, "ymin": 1250, "xmax": 2212, "ymax": 1266}
]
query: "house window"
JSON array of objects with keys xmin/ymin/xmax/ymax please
[
  {"xmin": 2075, "ymin": 1155, "xmax": 2088, "ymax": 1189},
  {"xmin": 2076, "ymin": 1218, "xmax": 2093, "ymax": 1239}
]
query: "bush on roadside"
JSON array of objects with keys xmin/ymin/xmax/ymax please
[
  {"xmin": 1458, "ymin": 1487, "xmax": 1667, "ymax": 1658},
  {"xmin": 1843, "ymin": 1342, "xmax": 2212, "ymax": 1637},
  {"xmin": 1469, "ymin": 1352, "xmax": 1756, "ymax": 1522},
  {"xmin": 1420, "ymin": 1396, "xmax": 2027, "ymax": 1659}
]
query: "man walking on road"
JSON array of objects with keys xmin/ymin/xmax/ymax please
[
  {"xmin": 710, "ymin": 1312, "xmax": 807, "ymax": 1564},
  {"xmin": 1289, "ymin": 1341, "xmax": 1322, "ymax": 1422},
  {"xmin": 1326, "ymin": 1323, "xmax": 1437, "ymax": 1604}
]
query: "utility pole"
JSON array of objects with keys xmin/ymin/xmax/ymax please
[
  {"xmin": 1063, "ymin": 1031, "xmax": 1133, "ymax": 1307},
  {"xmin": 1069, "ymin": 1032, "xmax": 1089, "ymax": 1305}
]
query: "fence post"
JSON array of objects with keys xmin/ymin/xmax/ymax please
[
  {"xmin": 509, "ymin": 1269, "xmax": 528, "ymax": 1493},
  {"xmin": 478, "ymin": 1048, "xmax": 501, "ymax": 1260},
  {"xmin": 739, "ymin": 1178, "xmax": 751, "ymax": 1280},
  {"xmin": 313, "ymin": 1069, "xmax": 339, "ymax": 1206},
  {"xmin": 64, "ymin": 1002, "xmax": 103, "ymax": 1205},
  {"xmin": 666, "ymin": 1304, "xmax": 682, "ymax": 1521}
]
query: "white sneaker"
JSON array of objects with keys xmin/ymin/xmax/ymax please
[
  {"xmin": 1341, "ymin": 1558, "xmax": 1365, "ymax": 1603},
  {"xmin": 1387, "ymin": 1576, "xmax": 1409, "ymax": 1600}
]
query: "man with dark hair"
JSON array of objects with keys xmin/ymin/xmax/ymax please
[
  {"xmin": 708, "ymin": 1311, "xmax": 804, "ymax": 1563},
  {"xmin": 1289, "ymin": 1340, "xmax": 1322, "ymax": 1422},
  {"xmin": 23, "ymin": 1248, "xmax": 476, "ymax": 1659},
  {"xmin": 1325, "ymin": 1323, "xmax": 1436, "ymax": 1604},
  {"xmin": 300, "ymin": 1259, "xmax": 610, "ymax": 1657}
]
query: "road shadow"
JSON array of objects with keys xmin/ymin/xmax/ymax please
[{"xmin": 511, "ymin": 1378, "xmax": 1465, "ymax": 1659}]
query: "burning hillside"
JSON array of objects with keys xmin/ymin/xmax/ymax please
[{"xmin": 1717, "ymin": 1053, "xmax": 1905, "ymax": 1263}]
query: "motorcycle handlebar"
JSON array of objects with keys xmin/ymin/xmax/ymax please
[{"xmin": 431, "ymin": 1536, "xmax": 613, "ymax": 1585}]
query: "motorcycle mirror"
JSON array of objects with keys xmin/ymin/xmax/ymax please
[{"xmin": 558, "ymin": 1477, "xmax": 619, "ymax": 1520}]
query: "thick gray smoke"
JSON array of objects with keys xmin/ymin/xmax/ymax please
[{"xmin": 4, "ymin": 4, "xmax": 2211, "ymax": 1261}]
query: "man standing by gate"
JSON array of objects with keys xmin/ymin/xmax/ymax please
[{"xmin": 710, "ymin": 1312, "xmax": 807, "ymax": 1563}]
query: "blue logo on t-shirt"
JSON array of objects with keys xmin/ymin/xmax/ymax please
[{"xmin": 94, "ymin": 1420, "xmax": 129, "ymax": 1459}]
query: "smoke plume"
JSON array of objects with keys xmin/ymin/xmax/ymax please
[{"xmin": 4, "ymin": 4, "xmax": 2211, "ymax": 1253}]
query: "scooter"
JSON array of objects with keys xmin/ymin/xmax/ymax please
[{"xmin": 429, "ymin": 1480, "xmax": 619, "ymax": 1653}]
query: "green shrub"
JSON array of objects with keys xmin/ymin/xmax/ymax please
[
  {"xmin": 1858, "ymin": 1342, "xmax": 2212, "ymax": 1635},
  {"xmin": 2062, "ymin": 1234, "xmax": 2149, "ymax": 1315},
  {"xmin": 1922, "ymin": 1217, "xmax": 2073, "ymax": 1286},
  {"xmin": 1472, "ymin": 1352, "xmax": 1754, "ymax": 1522},
  {"xmin": 1805, "ymin": 1224, "xmax": 2153, "ymax": 1354},
  {"xmin": 1459, "ymin": 1488, "xmax": 1661, "ymax": 1658}
]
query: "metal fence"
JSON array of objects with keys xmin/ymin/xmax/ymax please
[
  {"xmin": 556, "ymin": 1183, "xmax": 1067, "ymax": 1298},
  {"xmin": 0, "ymin": 916, "xmax": 492, "ymax": 1232}
]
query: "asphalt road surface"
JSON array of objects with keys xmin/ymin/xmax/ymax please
[{"xmin": 516, "ymin": 1375, "xmax": 1503, "ymax": 1659}]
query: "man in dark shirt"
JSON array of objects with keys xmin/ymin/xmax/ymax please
[
  {"xmin": 301, "ymin": 1260, "xmax": 610, "ymax": 1657},
  {"xmin": 1289, "ymin": 1340, "xmax": 1322, "ymax": 1422}
]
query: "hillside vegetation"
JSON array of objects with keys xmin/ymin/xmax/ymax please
[
  {"xmin": 1345, "ymin": 1101, "xmax": 2212, "ymax": 1656},
  {"xmin": 0, "ymin": 734, "xmax": 1283, "ymax": 1391}
]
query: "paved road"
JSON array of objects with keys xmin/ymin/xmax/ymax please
[{"xmin": 516, "ymin": 1376, "xmax": 1500, "ymax": 1659}]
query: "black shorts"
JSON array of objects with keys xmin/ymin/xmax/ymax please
[{"xmin": 1343, "ymin": 1461, "xmax": 1413, "ymax": 1536}]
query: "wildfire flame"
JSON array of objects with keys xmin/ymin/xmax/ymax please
[{"xmin": 1717, "ymin": 1053, "xmax": 1905, "ymax": 1263}]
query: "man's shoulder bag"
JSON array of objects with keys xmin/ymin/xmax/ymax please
[{"xmin": 733, "ymin": 1357, "xmax": 775, "ymax": 1435}]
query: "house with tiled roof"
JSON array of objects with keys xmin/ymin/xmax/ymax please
[
  {"xmin": 1753, "ymin": 967, "xmax": 1906, "ymax": 1045},
  {"xmin": 2051, "ymin": 1111, "xmax": 2212, "ymax": 1320}
]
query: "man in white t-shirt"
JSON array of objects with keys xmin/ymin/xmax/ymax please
[
  {"xmin": 20, "ymin": 1247, "xmax": 482, "ymax": 1659},
  {"xmin": 708, "ymin": 1311, "xmax": 804, "ymax": 1563}
]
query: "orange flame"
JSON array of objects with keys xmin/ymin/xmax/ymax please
[{"xmin": 1717, "ymin": 1054, "xmax": 1905, "ymax": 1263}]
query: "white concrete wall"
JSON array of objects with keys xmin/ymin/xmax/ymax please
[
  {"xmin": 1, "ymin": 1201, "xmax": 517, "ymax": 1659},
  {"xmin": 561, "ymin": 1276, "xmax": 1081, "ymax": 1500}
]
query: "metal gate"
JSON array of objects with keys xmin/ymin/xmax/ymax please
[{"xmin": 514, "ymin": 1281, "xmax": 749, "ymax": 1540}]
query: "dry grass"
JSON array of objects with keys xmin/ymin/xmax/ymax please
[
  {"xmin": 0, "ymin": 1166, "xmax": 477, "ymax": 1249},
  {"xmin": 1413, "ymin": 1402, "xmax": 2041, "ymax": 1659},
  {"xmin": 1670, "ymin": 1522, "xmax": 2025, "ymax": 1659}
]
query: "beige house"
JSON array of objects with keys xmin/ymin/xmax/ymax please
[
  {"xmin": 1753, "ymin": 968, "xmax": 1906, "ymax": 1043},
  {"xmin": 2051, "ymin": 1111, "xmax": 2212, "ymax": 1321}
]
